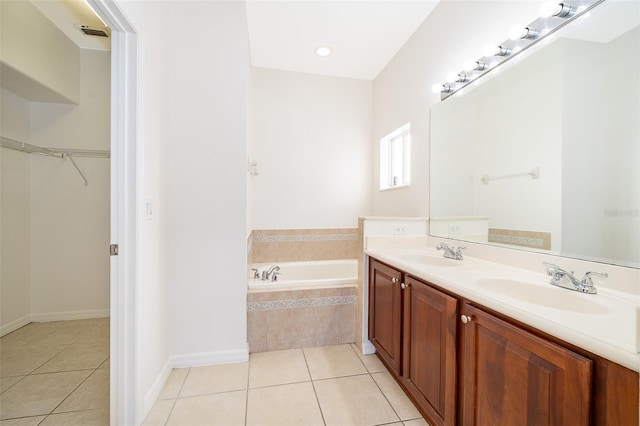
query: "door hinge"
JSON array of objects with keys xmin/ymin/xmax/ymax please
[{"xmin": 110, "ymin": 244, "xmax": 119, "ymax": 256}]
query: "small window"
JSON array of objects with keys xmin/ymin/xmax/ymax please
[{"xmin": 380, "ymin": 123, "xmax": 411, "ymax": 190}]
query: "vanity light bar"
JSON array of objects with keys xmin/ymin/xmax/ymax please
[{"xmin": 433, "ymin": 0, "xmax": 605, "ymax": 100}]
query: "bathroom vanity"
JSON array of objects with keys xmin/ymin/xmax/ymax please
[{"xmin": 367, "ymin": 252, "xmax": 639, "ymax": 426}]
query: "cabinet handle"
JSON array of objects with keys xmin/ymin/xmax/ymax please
[
  {"xmin": 392, "ymin": 277, "xmax": 398, "ymax": 284},
  {"xmin": 401, "ymin": 282, "xmax": 408, "ymax": 290},
  {"xmin": 460, "ymin": 315, "xmax": 472, "ymax": 324}
]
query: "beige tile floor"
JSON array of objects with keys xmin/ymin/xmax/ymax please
[
  {"xmin": 0, "ymin": 318, "xmax": 110, "ymax": 426},
  {"xmin": 1, "ymin": 320, "xmax": 429, "ymax": 426},
  {"xmin": 144, "ymin": 343, "xmax": 430, "ymax": 426}
]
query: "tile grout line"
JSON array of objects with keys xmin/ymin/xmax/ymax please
[
  {"xmin": 25, "ymin": 342, "xmax": 74, "ymax": 376},
  {"xmin": 44, "ymin": 364, "xmax": 100, "ymax": 421},
  {"xmin": 349, "ymin": 343, "xmax": 422, "ymax": 425},
  {"xmin": 369, "ymin": 370, "xmax": 405, "ymax": 425},
  {"xmin": 0, "ymin": 375, "xmax": 28, "ymax": 396},
  {"xmin": 0, "ymin": 320, "xmax": 111, "ymax": 423},
  {"xmin": 163, "ymin": 367, "xmax": 190, "ymax": 426},
  {"xmin": 363, "ymin": 365, "xmax": 404, "ymax": 425},
  {"xmin": 302, "ymin": 348, "xmax": 328, "ymax": 426},
  {"xmin": 246, "ymin": 377, "xmax": 314, "ymax": 390}
]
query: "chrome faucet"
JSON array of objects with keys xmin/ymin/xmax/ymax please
[
  {"xmin": 250, "ymin": 268, "xmax": 260, "ymax": 279},
  {"xmin": 436, "ymin": 243, "xmax": 466, "ymax": 260},
  {"xmin": 261, "ymin": 265, "xmax": 281, "ymax": 281},
  {"xmin": 543, "ymin": 262, "xmax": 607, "ymax": 294}
]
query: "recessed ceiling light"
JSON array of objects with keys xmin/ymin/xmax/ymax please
[{"xmin": 315, "ymin": 46, "xmax": 332, "ymax": 57}]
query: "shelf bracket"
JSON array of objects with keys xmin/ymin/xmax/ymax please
[{"xmin": 64, "ymin": 153, "xmax": 89, "ymax": 186}]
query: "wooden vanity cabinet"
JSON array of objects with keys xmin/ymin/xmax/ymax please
[
  {"xmin": 369, "ymin": 259, "xmax": 459, "ymax": 425},
  {"xmin": 368, "ymin": 259, "xmax": 403, "ymax": 375},
  {"xmin": 459, "ymin": 302, "xmax": 593, "ymax": 426},
  {"xmin": 402, "ymin": 276, "xmax": 458, "ymax": 426},
  {"xmin": 367, "ymin": 257, "xmax": 639, "ymax": 426}
]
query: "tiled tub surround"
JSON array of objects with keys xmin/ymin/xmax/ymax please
[
  {"xmin": 249, "ymin": 228, "xmax": 359, "ymax": 263},
  {"xmin": 247, "ymin": 287, "xmax": 357, "ymax": 352}
]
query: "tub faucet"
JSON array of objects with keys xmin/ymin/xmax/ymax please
[
  {"xmin": 543, "ymin": 262, "xmax": 607, "ymax": 294},
  {"xmin": 250, "ymin": 268, "xmax": 260, "ymax": 279},
  {"xmin": 262, "ymin": 265, "xmax": 281, "ymax": 281},
  {"xmin": 436, "ymin": 243, "xmax": 465, "ymax": 260}
]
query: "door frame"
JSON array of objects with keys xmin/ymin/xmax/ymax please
[{"xmin": 87, "ymin": 1, "xmax": 139, "ymax": 424}]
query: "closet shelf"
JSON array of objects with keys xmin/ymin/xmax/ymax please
[
  {"xmin": 1, "ymin": 136, "xmax": 110, "ymax": 186},
  {"xmin": 1, "ymin": 136, "xmax": 110, "ymax": 158}
]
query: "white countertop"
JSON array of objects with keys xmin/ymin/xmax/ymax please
[{"xmin": 366, "ymin": 247, "xmax": 640, "ymax": 372}]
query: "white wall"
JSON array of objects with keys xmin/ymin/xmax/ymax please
[
  {"xmin": 28, "ymin": 49, "xmax": 111, "ymax": 319},
  {"xmin": 249, "ymin": 67, "xmax": 372, "ymax": 229},
  {"xmin": 0, "ymin": 89, "xmax": 32, "ymax": 333},
  {"xmin": 1, "ymin": 50, "xmax": 110, "ymax": 332},
  {"xmin": 115, "ymin": 1, "xmax": 250, "ymax": 418},
  {"xmin": 112, "ymin": 1, "xmax": 172, "ymax": 416},
  {"xmin": 0, "ymin": 0, "xmax": 80, "ymax": 103},
  {"xmin": 372, "ymin": 1, "xmax": 540, "ymax": 218},
  {"xmin": 165, "ymin": 1, "xmax": 249, "ymax": 358},
  {"xmin": 562, "ymin": 27, "xmax": 640, "ymax": 265}
]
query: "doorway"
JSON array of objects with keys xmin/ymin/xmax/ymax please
[{"xmin": 0, "ymin": 0, "xmax": 138, "ymax": 423}]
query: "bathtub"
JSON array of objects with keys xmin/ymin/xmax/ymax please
[
  {"xmin": 247, "ymin": 259, "xmax": 358, "ymax": 352},
  {"xmin": 248, "ymin": 259, "xmax": 358, "ymax": 291}
]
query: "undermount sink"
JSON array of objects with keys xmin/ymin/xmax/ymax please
[
  {"xmin": 476, "ymin": 278, "xmax": 611, "ymax": 315},
  {"xmin": 398, "ymin": 253, "xmax": 462, "ymax": 267}
]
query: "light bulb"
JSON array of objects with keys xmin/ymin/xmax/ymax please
[
  {"xmin": 509, "ymin": 25, "xmax": 540, "ymax": 40},
  {"xmin": 446, "ymin": 72, "xmax": 459, "ymax": 83},
  {"xmin": 432, "ymin": 83, "xmax": 452, "ymax": 94},
  {"xmin": 315, "ymin": 46, "xmax": 332, "ymax": 57},
  {"xmin": 462, "ymin": 60, "xmax": 476, "ymax": 72},
  {"xmin": 484, "ymin": 44, "xmax": 510, "ymax": 57},
  {"xmin": 539, "ymin": 1, "xmax": 561, "ymax": 17},
  {"xmin": 508, "ymin": 25, "xmax": 526, "ymax": 40},
  {"xmin": 483, "ymin": 44, "xmax": 497, "ymax": 57},
  {"xmin": 539, "ymin": 1, "xmax": 573, "ymax": 18}
]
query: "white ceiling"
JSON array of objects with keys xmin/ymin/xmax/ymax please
[
  {"xmin": 35, "ymin": 0, "xmax": 440, "ymax": 81},
  {"xmin": 32, "ymin": 0, "xmax": 110, "ymax": 51},
  {"xmin": 246, "ymin": 1, "xmax": 440, "ymax": 80}
]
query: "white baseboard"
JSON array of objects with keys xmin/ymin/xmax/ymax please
[
  {"xmin": 30, "ymin": 309, "xmax": 110, "ymax": 323},
  {"xmin": 171, "ymin": 346, "xmax": 249, "ymax": 369},
  {"xmin": 1, "ymin": 310, "xmax": 110, "ymax": 337},
  {"xmin": 141, "ymin": 345, "xmax": 250, "ymax": 422},
  {"xmin": 362, "ymin": 339, "xmax": 376, "ymax": 355},
  {"xmin": 143, "ymin": 358, "xmax": 173, "ymax": 420},
  {"xmin": 0, "ymin": 314, "xmax": 32, "ymax": 337}
]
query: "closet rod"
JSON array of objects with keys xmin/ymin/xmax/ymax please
[
  {"xmin": 1, "ymin": 136, "xmax": 110, "ymax": 186},
  {"xmin": 0, "ymin": 136, "xmax": 110, "ymax": 158}
]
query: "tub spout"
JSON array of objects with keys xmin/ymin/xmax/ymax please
[{"xmin": 262, "ymin": 265, "xmax": 281, "ymax": 281}]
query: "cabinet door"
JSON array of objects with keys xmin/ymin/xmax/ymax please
[
  {"xmin": 368, "ymin": 259, "xmax": 403, "ymax": 374},
  {"xmin": 403, "ymin": 277, "xmax": 458, "ymax": 426},
  {"xmin": 460, "ymin": 303, "xmax": 593, "ymax": 426}
]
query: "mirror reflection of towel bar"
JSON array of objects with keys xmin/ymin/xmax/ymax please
[{"xmin": 481, "ymin": 166, "xmax": 539, "ymax": 185}]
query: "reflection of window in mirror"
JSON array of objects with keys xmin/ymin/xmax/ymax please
[{"xmin": 380, "ymin": 123, "xmax": 411, "ymax": 190}]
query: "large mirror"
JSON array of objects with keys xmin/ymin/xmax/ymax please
[{"xmin": 430, "ymin": 0, "xmax": 639, "ymax": 268}]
